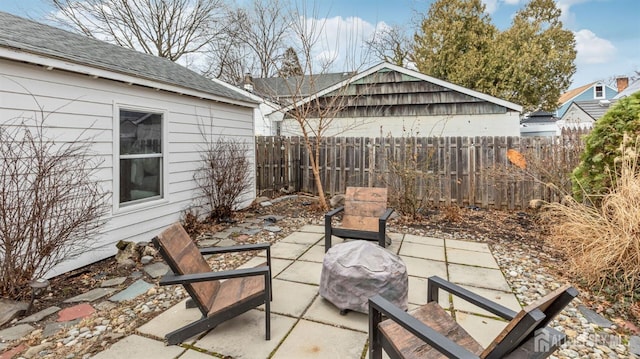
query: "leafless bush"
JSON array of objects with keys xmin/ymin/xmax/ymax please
[
  {"xmin": 0, "ymin": 114, "xmax": 109, "ymax": 299},
  {"xmin": 194, "ymin": 138, "xmax": 252, "ymax": 221},
  {"xmin": 541, "ymin": 139, "xmax": 640, "ymax": 294},
  {"xmin": 495, "ymin": 137, "xmax": 585, "ymax": 203},
  {"xmin": 381, "ymin": 137, "xmax": 439, "ymax": 219}
]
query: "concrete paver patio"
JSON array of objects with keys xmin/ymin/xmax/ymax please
[{"xmin": 92, "ymin": 226, "xmax": 522, "ymax": 358}]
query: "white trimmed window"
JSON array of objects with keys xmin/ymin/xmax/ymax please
[
  {"xmin": 594, "ymin": 85, "xmax": 604, "ymax": 99},
  {"xmin": 118, "ymin": 109, "xmax": 163, "ymax": 205}
]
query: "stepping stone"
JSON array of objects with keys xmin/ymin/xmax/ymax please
[
  {"xmin": 130, "ymin": 271, "xmax": 143, "ymax": 279},
  {"xmin": 144, "ymin": 262, "xmax": 169, "ymax": 278},
  {"xmin": 0, "ymin": 343, "xmax": 26, "ymax": 359},
  {"xmin": 42, "ymin": 320, "xmax": 79, "ymax": 338},
  {"xmin": 0, "ymin": 299, "xmax": 28, "ymax": 327},
  {"xmin": 271, "ymin": 195, "xmax": 297, "ymax": 203},
  {"xmin": 198, "ymin": 239, "xmax": 219, "ymax": 247},
  {"xmin": 0, "ymin": 324, "xmax": 34, "ymax": 341},
  {"xmin": 629, "ymin": 336, "xmax": 640, "ymax": 356},
  {"xmin": 578, "ymin": 305, "xmax": 613, "ymax": 328},
  {"xmin": 94, "ymin": 301, "xmax": 117, "ymax": 311},
  {"xmin": 101, "ymin": 277, "xmax": 127, "ymax": 287},
  {"xmin": 63, "ymin": 288, "xmax": 117, "ymax": 303},
  {"xmin": 235, "ymin": 234, "xmax": 251, "ymax": 242},
  {"xmin": 212, "ymin": 230, "xmax": 233, "ymax": 239},
  {"xmin": 264, "ymin": 225, "xmax": 282, "ymax": 233},
  {"xmin": 258, "ymin": 215, "xmax": 285, "ymax": 222},
  {"xmin": 109, "ymin": 279, "xmax": 154, "ymax": 302},
  {"xmin": 57, "ymin": 303, "xmax": 95, "ymax": 322},
  {"xmin": 217, "ymin": 238, "xmax": 238, "ymax": 247},
  {"xmin": 241, "ymin": 228, "xmax": 261, "ymax": 235},
  {"xmin": 17, "ymin": 306, "xmax": 60, "ymax": 324}
]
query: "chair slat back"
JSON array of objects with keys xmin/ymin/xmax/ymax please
[
  {"xmin": 482, "ymin": 284, "xmax": 575, "ymax": 359},
  {"xmin": 342, "ymin": 187, "xmax": 387, "ymax": 232},
  {"xmin": 154, "ymin": 223, "xmax": 219, "ymax": 315}
]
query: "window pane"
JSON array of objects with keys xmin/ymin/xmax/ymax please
[
  {"xmin": 120, "ymin": 158, "xmax": 161, "ymax": 203},
  {"xmin": 120, "ymin": 110, "xmax": 162, "ymax": 155}
]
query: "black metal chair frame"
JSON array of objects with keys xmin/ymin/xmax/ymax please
[
  {"xmin": 369, "ymin": 276, "xmax": 578, "ymax": 359},
  {"xmin": 153, "ymin": 238, "xmax": 272, "ymax": 345},
  {"xmin": 325, "ymin": 206, "xmax": 394, "ymax": 252}
]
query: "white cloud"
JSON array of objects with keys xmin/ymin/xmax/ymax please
[
  {"xmin": 482, "ymin": 0, "xmax": 499, "ymax": 13},
  {"xmin": 574, "ymin": 29, "xmax": 616, "ymax": 64},
  {"xmin": 556, "ymin": 0, "xmax": 591, "ymax": 26},
  {"xmin": 481, "ymin": 0, "xmax": 522, "ymax": 14},
  {"xmin": 297, "ymin": 15, "xmax": 381, "ymax": 71}
]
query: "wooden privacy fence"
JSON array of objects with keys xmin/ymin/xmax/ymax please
[{"xmin": 255, "ymin": 130, "xmax": 588, "ymax": 210}]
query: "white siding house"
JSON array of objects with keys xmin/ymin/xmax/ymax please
[{"xmin": 0, "ymin": 12, "xmax": 257, "ymax": 276}]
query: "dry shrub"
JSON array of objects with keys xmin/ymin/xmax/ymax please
[
  {"xmin": 0, "ymin": 113, "xmax": 109, "ymax": 299},
  {"xmin": 181, "ymin": 209, "xmax": 207, "ymax": 238},
  {"xmin": 382, "ymin": 136, "xmax": 439, "ymax": 219},
  {"xmin": 542, "ymin": 140, "xmax": 640, "ymax": 294},
  {"xmin": 194, "ymin": 137, "xmax": 252, "ymax": 222},
  {"xmin": 442, "ymin": 205, "xmax": 462, "ymax": 222}
]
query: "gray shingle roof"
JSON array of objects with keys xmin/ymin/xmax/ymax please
[
  {"xmin": 520, "ymin": 111, "xmax": 558, "ymax": 124},
  {"xmin": 0, "ymin": 11, "xmax": 255, "ymax": 105},
  {"xmin": 573, "ymin": 100, "xmax": 617, "ymax": 120},
  {"xmin": 252, "ymin": 72, "xmax": 354, "ymax": 100}
]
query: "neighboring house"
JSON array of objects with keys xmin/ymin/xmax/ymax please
[
  {"xmin": 244, "ymin": 72, "xmax": 353, "ymax": 135},
  {"xmin": 520, "ymin": 111, "xmax": 559, "ymax": 137},
  {"xmin": 556, "ymin": 81, "xmax": 617, "ymax": 118},
  {"xmin": 556, "ymin": 99, "xmax": 618, "ymax": 130},
  {"xmin": 264, "ymin": 62, "xmax": 522, "ymax": 138},
  {"xmin": 0, "ymin": 12, "xmax": 258, "ymax": 276},
  {"xmin": 613, "ymin": 77, "xmax": 640, "ymax": 99}
]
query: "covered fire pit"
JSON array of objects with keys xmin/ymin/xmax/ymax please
[{"xmin": 319, "ymin": 240, "xmax": 408, "ymax": 314}]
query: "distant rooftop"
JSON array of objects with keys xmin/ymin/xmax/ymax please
[
  {"xmin": 573, "ymin": 99, "xmax": 618, "ymax": 120},
  {"xmin": 251, "ymin": 72, "xmax": 355, "ymax": 101}
]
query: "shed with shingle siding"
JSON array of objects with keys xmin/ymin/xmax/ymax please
[
  {"xmin": 0, "ymin": 11, "xmax": 257, "ymax": 276},
  {"xmin": 274, "ymin": 63, "xmax": 522, "ymax": 138}
]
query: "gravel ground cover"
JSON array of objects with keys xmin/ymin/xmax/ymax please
[{"xmin": 0, "ymin": 196, "xmax": 637, "ymax": 358}]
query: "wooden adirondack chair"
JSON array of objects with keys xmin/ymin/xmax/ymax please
[
  {"xmin": 152, "ymin": 223, "xmax": 272, "ymax": 345},
  {"xmin": 325, "ymin": 187, "xmax": 394, "ymax": 252},
  {"xmin": 369, "ymin": 276, "xmax": 578, "ymax": 359}
]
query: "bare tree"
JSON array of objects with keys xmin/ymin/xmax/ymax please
[
  {"xmin": 365, "ymin": 24, "xmax": 414, "ymax": 67},
  {"xmin": 0, "ymin": 91, "xmax": 109, "ymax": 299},
  {"xmin": 270, "ymin": 4, "xmax": 372, "ymax": 211},
  {"xmin": 228, "ymin": 0, "xmax": 292, "ymax": 78},
  {"xmin": 50, "ymin": 0, "xmax": 227, "ymax": 62}
]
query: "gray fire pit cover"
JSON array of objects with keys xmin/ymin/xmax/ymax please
[{"xmin": 319, "ymin": 240, "xmax": 408, "ymax": 313}]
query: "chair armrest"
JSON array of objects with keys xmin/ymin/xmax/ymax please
[
  {"xmin": 325, "ymin": 206, "xmax": 345, "ymax": 219},
  {"xmin": 428, "ymin": 276, "xmax": 517, "ymax": 320},
  {"xmin": 199, "ymin": 242, "xmax": 270, "ymax": 255},
  {"xmin": 159, "ymin": 266, "xmax": 269, "ymax": 286},
  {"xmin": 379, "ymin": 208, "xmax": 394, "ymax": 221},
  {"xmin": 369, "ymin": 295, "xmax": 480, "ymax": 359}
]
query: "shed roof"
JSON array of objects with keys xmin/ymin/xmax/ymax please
[
  {"xmin": 0, "ymin": 11, "xmax": 256, "ymax": 106},
  {"xmin": 280, "ymin": 62, "xmax": 523, "ymax": 113}
]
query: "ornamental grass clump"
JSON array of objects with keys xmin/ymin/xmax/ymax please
[{"xmin": 542, "ymin": 140, "xmax": 640, "ymax": 294}]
